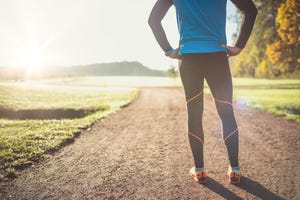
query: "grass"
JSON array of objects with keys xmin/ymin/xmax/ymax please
[
  {"xmin": 232, "ymin": 78, "xmax": 300, "ymax": 121},
  {"xmin": 202, "ymin": 78, "xmax": 300, "ymax": 121},
  {"xmin": 233, "ymin": 87, "xmax": 300, "ymax": 121},
  {"xmin": 0, "ymin": 80, "xmax": 138, "ymax": 179},
  {"xmin": 0, "ymin": 82, "xmax": 135, "ymax": 110},
  {"xmin": 232, "ymin": 78, "xmax": 300, "ymax": 87}
]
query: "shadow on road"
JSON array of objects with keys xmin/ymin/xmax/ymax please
[
  {"xmin": 203, "ymin": 177, "xmax": 243, "ymax": 200},
  {"xmin": 235, "ymin": 176, "xmax": 284, "ymax": 200},
  {"xmin": 203, "ymin": 176, "xmax": 284, "ymax": 200}
]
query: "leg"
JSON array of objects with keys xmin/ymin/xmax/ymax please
[
  {"xmin": 179, "ymin": 54, "xmax": 205, "ymax": 168},
  {"xmin": 204, "ymin": 52, "xmax": 239, "ymax": 167}
]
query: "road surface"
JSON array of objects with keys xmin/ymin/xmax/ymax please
[{"xmin": 1, "ymin": 88, "xmax": 299, "ymax": 199}]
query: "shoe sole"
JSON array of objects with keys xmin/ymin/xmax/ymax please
[
  {"xmin": 229, "ymin": 179, "xmax": 240, "ymax": 184},
  {"xmin": 190, "ymin": 174, "xmax": 208, "ymax": 184},
  {"xmin": 228, "ymin": 173, "xmax": 240, "ymax": 184}
]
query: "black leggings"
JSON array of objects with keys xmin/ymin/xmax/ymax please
[{"xmin": 179, "ymin": 52, "xmax": 239, "ymax": 168}]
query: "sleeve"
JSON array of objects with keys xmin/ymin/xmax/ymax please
[
  {"xmin": 148, "ymin": 0, "xmax": 174, "ymax": 53},
  {"xmin": 230, "ymin": 0, "xmax": 258, "ymax": 49}
]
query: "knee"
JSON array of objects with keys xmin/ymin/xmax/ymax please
[
  {"xmin": 187, "ymin": 104, "xmax": 204, "ymax": 118},
  {"xmin": 216, "ymin": 103, "xmax": 234, "ymax": 121}
]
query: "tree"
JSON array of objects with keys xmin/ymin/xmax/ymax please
[
  {"xmin": 267, "ymin": 0, "xmax": 300, "ymax": 75},
  {"xmin": 277, "ymin": 0, "xmax": 300, "ymax": 72},
  {"xmin": 167, "ymin": 65, "xmax": 179, "ymax": 85},
  {"xmin": 229, "ymin": 0, "xmax": 300, "ymax": 78},
  {"xmin": 277, "ymin": 0, "xmax": 300, "ymax": 46}
]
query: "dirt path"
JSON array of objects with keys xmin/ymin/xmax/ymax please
[{"xmin": 1, "ymin": 88, "xmax": 299, "ymax": 200}]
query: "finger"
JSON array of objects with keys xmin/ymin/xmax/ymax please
[
  {"xmin": 221, "ymin": 44, "xmax": 230, "ymax": 49},
  {"xmin": 171, "ymin": 53, "xmax": 179, "ymax": 59}
]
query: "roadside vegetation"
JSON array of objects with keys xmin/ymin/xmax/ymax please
[
  {"xmin": 230, "ymin": 0, "xmax": 299, "ymax": 79},
  {"xmin": 203, "ymin": 78, "xmax": 300, "ymax": 121},
  {"xmin": 232, "ymin": 78, "xmax": 300, "ymax": 121},
  {"xmin": 0, "ymin": 77, "xmax": 299, "ymax": 179},
  {"xmin": 0, "ymin": 81, "xmax": 138, "ymax": 179}
]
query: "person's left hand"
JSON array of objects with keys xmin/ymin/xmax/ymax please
[
  {"xmin": 221, "ymin": 44, "xmax": 242, "ymax": 57},
  {"xmin": 169, "ymin": 47, "xmax": 180, "ymax": 59}
]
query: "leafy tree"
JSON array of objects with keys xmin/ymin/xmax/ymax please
[
  {"xmin": 277, "ymin": 0, "xmax": 300, "ymax": 45},
  {"xmin": 230, "ymin": 0, "xmax": 300, "ymax": 78},
  {"xmin": 252, "ymin": 0, "xmax": 285, "ymax": 77},
  {"xmin": 167, "ymin": 65, "xmax": 179, "ymax": 85},
  {"xmin": 267, "ymin": 0, "xmax": 300, "ymax": 75},
  {"xmin": 277, "ymin": 0, "xmax": 300, "ymax": 72}
]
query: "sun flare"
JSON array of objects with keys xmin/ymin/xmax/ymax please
[
  {"xmin": 25, "ymin": 44, "xmax": 42, "ymax": 71},
  {"xmin": 18, "ymin": 34, "xmax": 48, "ymax": 78}
]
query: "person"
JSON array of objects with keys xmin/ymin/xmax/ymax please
[{"xmin": 148, "ymin": 0, "xmax": 257, "ymax": 184}]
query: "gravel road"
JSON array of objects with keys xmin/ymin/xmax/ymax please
[{"xmin": 1, "ymin": 87, "xmax": 299, "ymax": 199}]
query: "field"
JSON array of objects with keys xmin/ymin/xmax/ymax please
[
  {"xmin": 194, "ymin": 78, "xmax": 300, "ymax": 122},
  {"xmin": 0, "ymin": 79, "xmax": 138, "ymax": 179},
  {"xmin": 231, "ymin": 78, "xmax": 300, "ymax": 121},
  {"xmin": 0, "ymin": 76, "xmax": 299, "ymax": 179}
]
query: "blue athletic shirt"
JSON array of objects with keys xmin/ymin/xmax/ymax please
[{"xmin": 173, "ymin": 0, "xmax": 228, "ymax": 55}]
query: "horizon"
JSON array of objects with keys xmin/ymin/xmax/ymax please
[{"xmin": 0, "ymin": 60, "xmax": 166, "ymax": 71}]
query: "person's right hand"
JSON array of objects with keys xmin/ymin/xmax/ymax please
[
  {"xmin": 221, "ymin": 44, "xmax": 242, "ymax": 57},
  {"xmin": 169, "ymin": 47, "xmax": 179, "ymax": 59}
]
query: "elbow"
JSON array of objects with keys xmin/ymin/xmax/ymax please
[
  {"xmin": 243, "ymin": 5, "xmax": 258, "ymax": 21},
  {"xmin": 253, "ymin": 6, "xmax": 258, "ymax": 17},
  {"xmin": 251, "ymin": 7, "xmax": 258, "ymax": 22},
  {"xmin": 148, "ymin": 16, "xmax": 156, "ymax": 29},
  {"xmin": 148, "ymin": 14, "xmax": 162, "ymax": 30},
  {"xmin": 250, "ymin": 3, "xmax": 258, "ymax": 19},
  {"xmin": 239, "ymin": 1, "xmax": 258, "ymax": 20},
  {"xmin": 148, "ymin": 17, "xmax": 153, "ymax": 28}
]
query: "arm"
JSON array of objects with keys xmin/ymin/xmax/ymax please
[
  {"xmin": 231, "ymin": 0, "xmax": 258, "ymax": 49},
  {"xmin": 224, "ymin": 0, "xmax": 258, "ymax": 56},
  {"xmin": 148, "ymin": 0, "xmax": 175, "ymax": 56}
]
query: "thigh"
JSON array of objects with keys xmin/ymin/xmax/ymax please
[
  {"xmin": 204, "ymin": 52, "xmax": 232, "ymax": 102},
  {"xmin": 179, "ymin": 54, "xmax": 205, "ymax": 100}
]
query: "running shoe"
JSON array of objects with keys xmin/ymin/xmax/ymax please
[
  {"xmin": 227, "ymin": 166, "xmax": 241, "ymax": 184},
  {"xmin": 189, "ymin": 166, "xmax": 207, "ymax": 184}
]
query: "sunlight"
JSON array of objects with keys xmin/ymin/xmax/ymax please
[
  {"xmin": 18, "ymin": 32, "xmax": 48, "ymax": 79},
  {"xmin": 25, "ymin": 40, "xmax": 42, "ymax": 71}
]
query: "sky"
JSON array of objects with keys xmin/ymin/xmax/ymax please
[{"xmin": 0, "ymin": 0, "xmax": 238, "ymax": 70}]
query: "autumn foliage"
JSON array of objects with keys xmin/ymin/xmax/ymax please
[{"xmin": 231, "ymin": 0, "xmax": 300, "ymax": 78}]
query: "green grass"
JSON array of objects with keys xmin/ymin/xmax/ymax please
[
  {"xmin": 203, "ymin": 78, "xmax": 300, "ymax": 121},
  {"xmin": 234, "ymin": 87, "xmax": 300, "ymax": 121},
  {"xmin": 0, "ymin": 82, "xmax": 136, "ymax": 110},
  {"xmin": 0, "ymin": 81, "xmax": 138, "ymax": 179},
  {"xmin": 232, "ymin": 78, "xmax": 300, "ymax": 87},
  {"xmin": 232, "ymin": 78, "xmax": 300, "ymax": 121}
]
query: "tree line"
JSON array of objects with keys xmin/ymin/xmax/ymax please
[
  {"xmin": 0, "ymin": 61, "xmax": 167, "ymax": 81},
  {"xmin": 230, "ymin": 0, "xmax": 299, "ymax": 78}
]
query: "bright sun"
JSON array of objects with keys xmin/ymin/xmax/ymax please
[
  {"xmin": 19, "ymin": 35, "xmax": 46, "ymax": 78},
  {"xmin": 25, "ymin": 44, "xmax": 42, "ymax": 71}
]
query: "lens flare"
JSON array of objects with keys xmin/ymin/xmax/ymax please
[
  {"xmin": 235, "ymin": 97, "xmax": 250, "ymax": 110},
  {"xmin": 18, "ymin": 31, "xmax": 49, "ymax": 79},
  {"xmin": 25, "ymin": 39, "xmax": 42, "ymax": 71}
]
